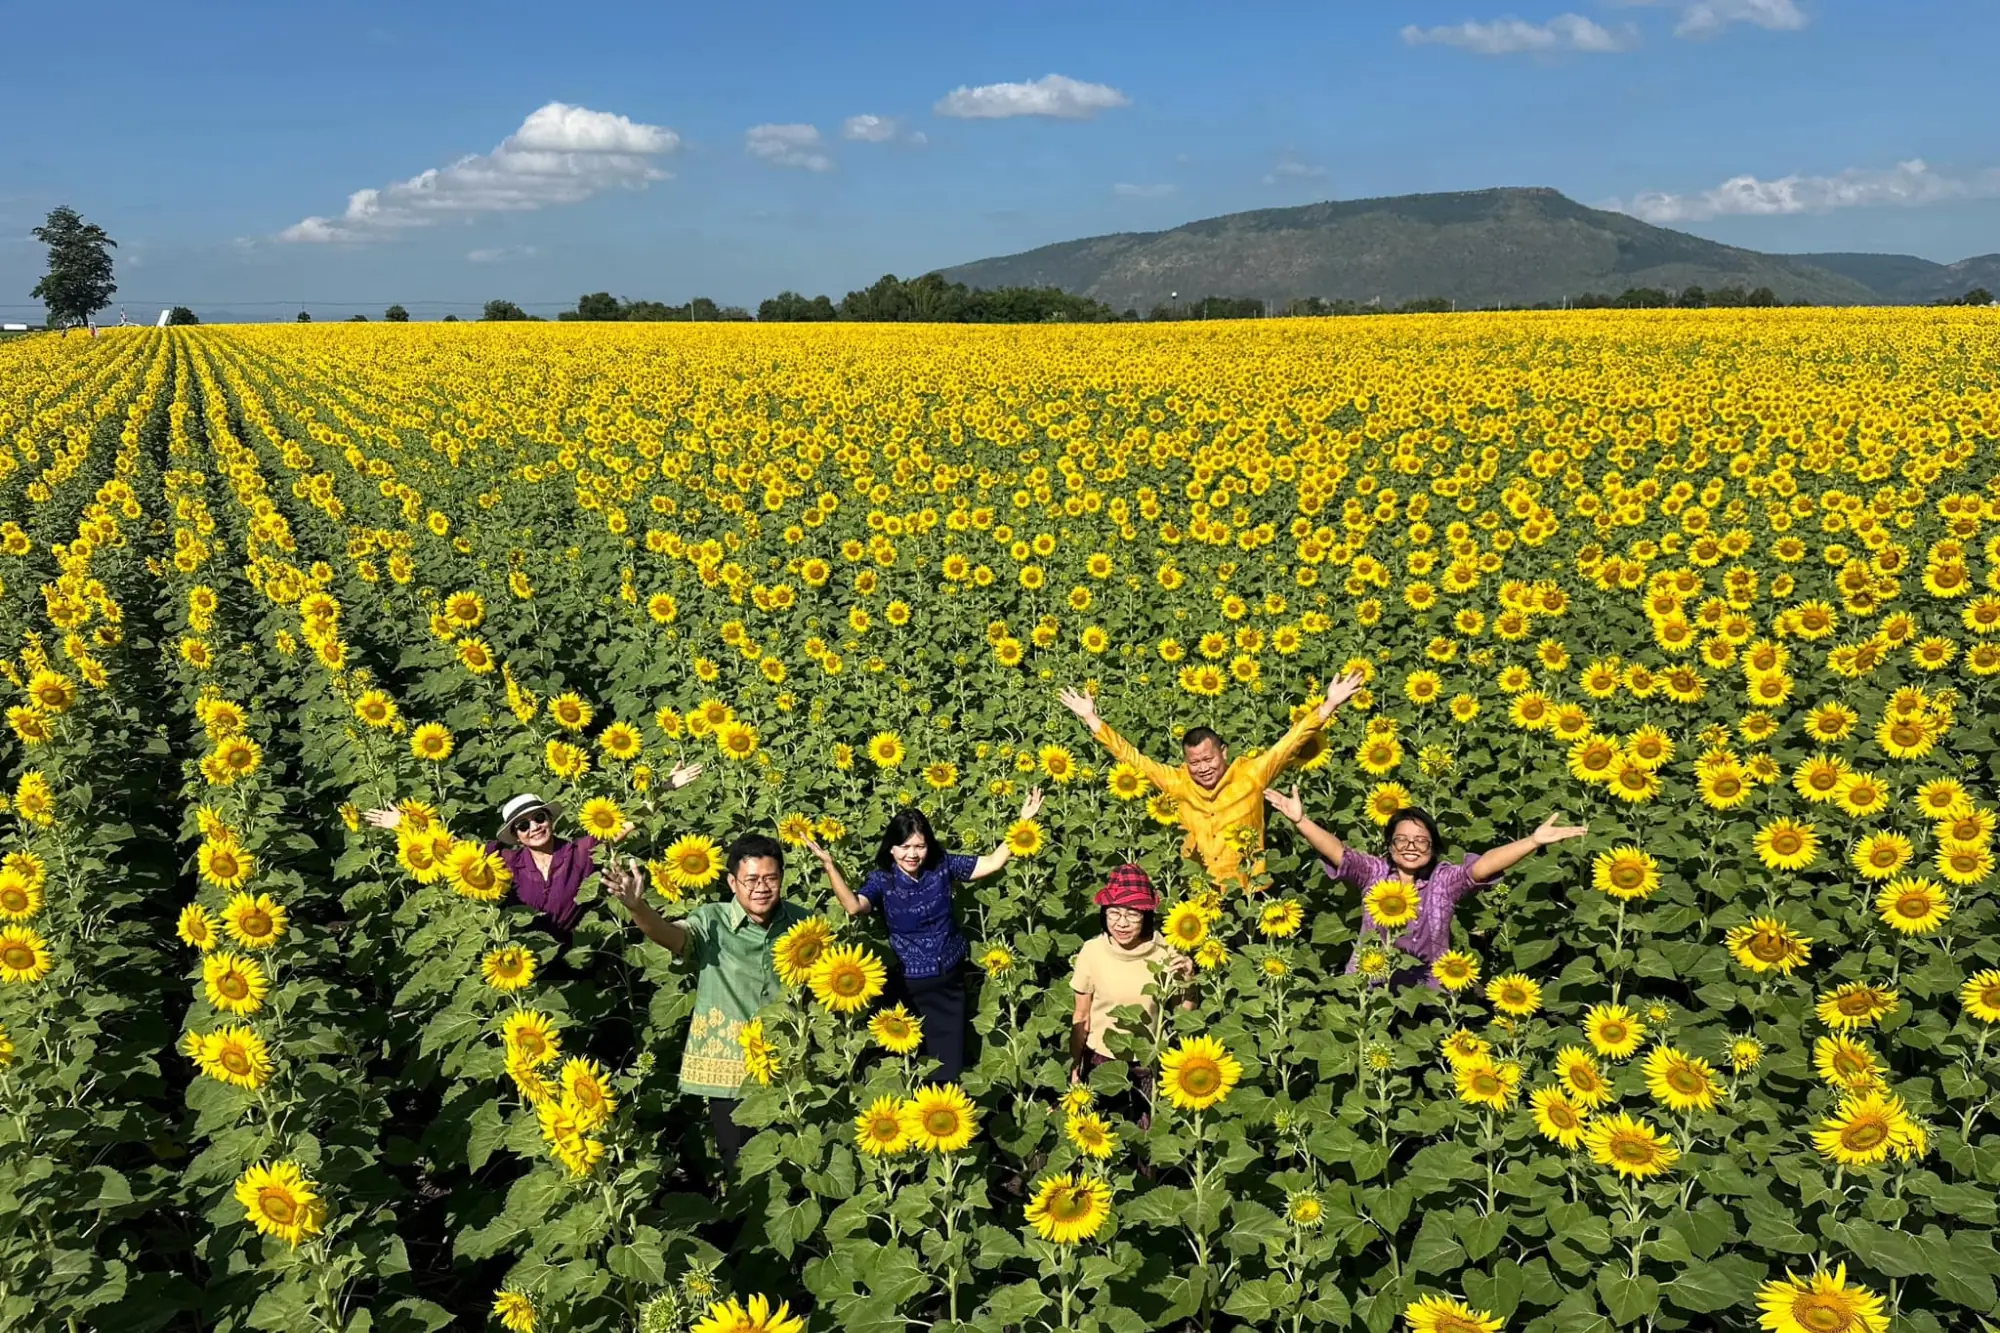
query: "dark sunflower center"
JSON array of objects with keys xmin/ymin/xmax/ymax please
[
  {"xmin": 260, "ymin": 1189, "xmax": 297, "ymax": 1224},
  {"xmin": 1180, "ymin": 1060, "xmax": 1219, "ymax": 1095},
  {"xmin": 1843, "ymin": 1121, "xmax": 1888, "ymax": 1151}
]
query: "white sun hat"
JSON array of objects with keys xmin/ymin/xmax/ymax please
[{"xmin": 497, "ymin": 793, "xmax": 563, "ymax": 845}]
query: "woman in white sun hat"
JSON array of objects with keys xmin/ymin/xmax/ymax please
[{"xmin": 364, "ymin": 766, "xmax": 701, "ymax": 937}]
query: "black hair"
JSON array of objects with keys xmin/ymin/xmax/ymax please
[
  {"xmin": 1383, "ymin": 807, "xmax": 1444, "ymax": 880},
  {"xmin": 725, "ymin": 833, "xmax": 786, "ymax": 878},
  {"xmin": 1182, "ymin": 726, "xmax": 1226, "ymax": 753},
  {"xmin": 1100, "ymin": 907, "xmax": 1158, "ymax": 941},
  {"xmin": 873, "ymin": 807, "xmax": 945, "ymax": 875}
]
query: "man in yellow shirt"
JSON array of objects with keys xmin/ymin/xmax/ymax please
[{"xmin": 1056, "ymin": 670, "xmax": 1365, "ymax": 888}]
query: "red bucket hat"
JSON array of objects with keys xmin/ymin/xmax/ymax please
[{"xmin": 1093, "ymin": 864, "xmax": 1158, "ymax": 911}]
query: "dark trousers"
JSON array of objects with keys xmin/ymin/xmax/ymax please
[
  {"xmin": 1088, "ymin": 1051, "xmax": 1156, "ymax": 1130},
  {"xmin": 710, "ymin": 1097, "xmax": 754, "ymax": 1170},
  {"xmin": 897, "ymin": 971, "xmax": 967, "ymax": 1083}
]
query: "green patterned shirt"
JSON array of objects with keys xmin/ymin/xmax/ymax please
[{"xmin": 676, "ymin": 897, "xmax": 809, "ymax": 1098}]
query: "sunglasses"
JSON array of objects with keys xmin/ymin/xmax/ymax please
[{"xmin": 511, "ymin": 811, "xmax": 552, "ymax": 834}]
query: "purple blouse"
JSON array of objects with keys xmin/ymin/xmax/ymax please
[
  {"xmin": 1326, "ymin": 849, "xmax": 1498, "ymax": 989},
  {"xmin": 485, "ymin": 835, "xmax": 601, "ymax": 937}
]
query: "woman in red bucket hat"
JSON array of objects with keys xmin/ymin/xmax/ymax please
[{"xmin": 1066, "ymin": 863, "xmax": 1194, "ymax": 1126}]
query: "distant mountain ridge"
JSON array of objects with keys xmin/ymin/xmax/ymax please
[{"xmin": 938, "ymin": 187, "xmax": 1984, "ymax": 311}]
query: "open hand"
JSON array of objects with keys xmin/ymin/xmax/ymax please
[
  {"xmin": 363, "ymin": 807, "xmax": 402, "ymax": 831},
  {"xmin": 1531, "ymin": 813, "xmax": 1588, "ymax": 847},
  {"xmin": 604, "ymin": 860, "xmax": 647, "ymax": 909},
  {"xmin": 668, "ymin": 762, "xmax": 704, "ymax": 790},
  {"xmin": 1056, "ymin": 686, "xmax": 1100, "ymax": 729},
  {"xmin": 1018, "ymin": 787, "xmax": 1045, "ymax": 822},
  {"xmin": 1262, "ymin": 785, "xmax": 1305, "ymax": 824},
  {"xmin": 802, "ymin": 837, "xmax": 835, "ymax": 866},
  {"xmin": 1324, "ymin": 669, "xmax": 1367, "ymax": 712}
]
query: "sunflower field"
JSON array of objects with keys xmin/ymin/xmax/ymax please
[{"xmin": 2, "ymin": 312, "xmax": 1999, "ymax": 1333}]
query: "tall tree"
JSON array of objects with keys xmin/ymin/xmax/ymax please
[
  {"xmin": 30, "ymin": 206, "xmax": 118, "ymax": 329},
  {"xmin": 384, "ymin": 305, "xmax": 410, "ymax": 322},
  {"xmin": 165, "ymin": 306, "xmax": 199, "ymax": 326},
  {"xmin": 482, "ymin": 299, "xmax": 528, "ymax": 322}
]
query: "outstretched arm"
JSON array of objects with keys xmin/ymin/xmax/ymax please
[
  {"xmin": 805, "ymin": 839, "xmax": 871, "ymax": 917},
  {"xmin": 972, "ymin": 789, "xmax": 1044, "ymax": 878},
  {"xmin": 1470, "ymin": 813, "xmax": 1587, "ymax": 882},
  {"xmin": 1264, "ymin": 786, "xmax": 1349, "ymax": 868},
  {"xmin": 603, "ymin": 859, "xmax": 691, "ymax": 955},
  {"xmin": 1057, "ymin": 687, "xmax": 1181, "ymax": 792},
  {"xmin": 1246, "ymin": 670, "xmax": 1367, "ymax": 787}
]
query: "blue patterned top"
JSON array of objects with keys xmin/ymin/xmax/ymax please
[{"xmin": 860, "ymin": 853, "xmax": 978, "ymax": 979}]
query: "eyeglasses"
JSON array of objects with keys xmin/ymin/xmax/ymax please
[
  {"xmin": 512, "ymin": 812, "xmax": 551, "ymax": 834},
  {"xmin": 1104, "ymin": 907, "xmax": 1146, "ymax": 923},
  {"xmin": 1390, "ymin": 835, "xmax": 1432, "ymax": 851},
  {"xmin": 735, "ymin": 874, "xmax": 782, "ymax": 890}
]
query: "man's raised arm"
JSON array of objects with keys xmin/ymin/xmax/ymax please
[
  {"xmin": 1246, "ymin": 670, "xmax": 1367, "ymax": 787},
  {"xmin": 1057, "ymin": 686, "xmax": 1183, "ymax": 793}
]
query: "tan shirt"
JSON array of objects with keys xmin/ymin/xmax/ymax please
[{"xmin": 1070, "ymin": 934, "xmax": 1179, "ymax": 1057}]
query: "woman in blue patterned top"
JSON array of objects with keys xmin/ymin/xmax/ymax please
[{"xmin": 807, "ymin": 788, "xmax": 1043, "ymax": 1081}]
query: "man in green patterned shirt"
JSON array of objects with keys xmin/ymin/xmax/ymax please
[{"xmin": 606, "ymin": 832, "xmax": 808, "ymax": 1169}]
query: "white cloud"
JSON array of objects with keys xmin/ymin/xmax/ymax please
[
  {"xmin": 746, "ymin": 123, "xmax": 833, "ymax": 172},
  {"xmin": 934, "ymin": 73, "xmax": 1130, "ymax": 120},
  {"xmin": 1401, "ymin": 14, "xmax": 1640, "ymax": 55},
  {"xmin": 281, "ymin": 102, "xmax": 676, "ymax": 243},
  {"xmin": 467, "ymin": 245, "xmax": 539, "ymax": 263},
  {"xmin": 1262, "ymin": 155, "xmax": 1328, "ymax": 186},
  {"xmin": 1113, "ymin": 182, "xmax": 1175, "ymax": 198},
  {"xmin": 1614, "ymin": 0, "xmax": 1807, "ymax": 38},
  {"xmin": 842, "ymin": 114, "xmax": 899, "ymax": 142},
  {"xmin": 1606, "ymin": 158, "xmax": 2000, "ymax": 223}
]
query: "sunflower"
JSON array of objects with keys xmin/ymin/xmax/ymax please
[
  {"xmin": 1754, "ymin": 818, "xmax": 1819, "ymax": 871},
  {"xmin": 203, "ymin": 952, "xmax": 269, "ymax": 1015},
  {"xmin": 1403, "ymin": 1294, "xmax": 1503, "ymax": 1333},
  {"xmin": 1162, "ymin": 901, "xmax": 1209, "ymax": 953},
  {"xmin": 1485, "ymin": 972, "xmax": 1542, "ymax": 1017},
  {"xmin": 978, "ymin": 945, "xmax": 1015, "ymax": 977},
  {"xmin": 6, "ymin": 705, "xmax": 54, "ymax": 745},
  {"xmin": 197, "ymin": 839, "xmax": 254, "ymax": 890},
  {"xmin": 1038, "ymin": 744, "xmax": 1078, "ymax": 784},
  {"xmin": 1440, "ymin": 1029, "xmax": 1491, "ymax": 1069},
  {"xmin": 662, "ymin": 834, "xmax": 724, "ymax": 890},
  {"xmin": 923, "ymin": 761, "xmax": 959, "ymax": 790},
  {"xmin": 0, "ymin": 871, "xmax": 42, "ymax": 922},
  {"xmin": 715, "ymin": 720, "xmax": 760, "ymax": 762},
  {"xmin": 1106, "ymin": 762, "xmax": 1149, "ymax": 800},
  {"xmin": 1065, "ymin": 1111, "xmax": 1117, "ymax": 1159},
  {"xmin": 233, "ymin": 1161, "xmax": 324, "ymax": 1247},
  {"xmin": 0, "ymin": 925, "xmax": 54, "ymax": 984},
  {"xmin": 1962, "ymin": 968, "xmax": 2000, "ymax": 1024},
  {"xmin": 598, "ymin": 721, "xmax": 643, "ymax": 761},
  {"xmin": 176, "ymin": 902, "xmax": 218, "ymax": 951},
  {"xmin": 577, "ymin": 797, "xmax": 627, "ymax": 840},
  {"xmin": 1724, "ymin": 917, "xmax": 1812, "ymax": 975},
  {"xmin": 1812, "ymin": 1035, "xmax": 1881, "ymax": 1092},
  {"xmin": 1286, "ymin": 1190, "xmax": 1325, "ymax": 1227},
  {"xmin": 1006, "ymin": 819, "xmax": 1044, "ymax": 857},
  {"xmin": 1850, "ymin": 831, "xmax": 1911, "ymax": 881},
  {"xmin": 481, "ymin": 945, "xmax": 537, "ymax": 992},
  {"xmin": 1366, "ymin": 880, "xmax": 1421, "ymax": 929},
  {"xmin": 195, "ymin": 1024, "xmax": 273, "ymax": 1090},
  {"xmin": 560, "ymin": 1057, "xmax": 616, "ymax": 1131},
  {"xmin": 444, "ymin": 845, "xmax": 511, "ymax": 902},
  {"xmin": 501, "ymin": 1010, "xmax": 562, "ymax": 1067},
  {"xmin": 1812, "ymin": 1090, "xmax": 1919, "ymax": 1169},
  {"xmin": 1531, "ymin": 1086, "xmax": 1590, "ymax": 1149},
  {"xmin": 808, "ymin": 943, "xmax": 887, "ymax": 1014},
  {"xmin": 1641, "ymin": 1045, "xmax": 1721, "ymax": 1113},
  {"xmin": 1257, "ymin": 899, "xmax": 1304, "ymax": 939},
  {"xmin": 903, "ymin": 1083, "xmax": 978, "ymax": 1153},
  {"xmin": 1591, "ymin": 846, "xmax": 1659, "ymax": 900},
  {"xmin": 26, "ymin": 670, "xmax": 77, "ymax": 714},
  {"xmin": 866, "ymin": 731, "xmax": 906, "ymax": 767},
  {"xmin": 1583, "ymin": 1111, "xmax": 1679, "ymax": 1179},
  {"xmin": 1584, "ymin": 1003, "xmax": 1645, "ymax": 1060},
  {"xmin": 1792, "ymin": 753, "xmax": 1850, "ymax": 803},
  {"xmin": 854, "ymin": 1096, "xmax": 910, "ymax": 1156},
  {"xmin": 1873, "ymin": 876, "xmax": 1949, "ymax": 935},
  {"xmin": 691, "ymin": 1296, "xmax": 806, "ymax": 1333},
  {"xmin": 220, "ymin": 893, "xmax": 287, "ymax": 949},
  {"xmin": 1554, "ymin": 1046, "xmax": 1614, "ymax": 1109},
  {"xmin": 1455, "ymin": 1057, "xmax": 1521, "ymax": 1110},
  {"xmin": 772, "ymin": 917, "xmax": 835, "ymax": 986},
  {"xmin": 547, "ymin": 692, "xmax": 594, "ymax": 733},
  {"xmin": 869, "ymin": 1003, "xmax": 924, "ymax": 1054},
  {"xmin": 1754, "ymin": 1264, "xmax": 1888, "ymax": 1333},
  {"xmin": 1160, "ymin": 1035, "xmax": 1243, "ymax": 1111},
  {"xmin": 1024, "ymin": 1171, "xmax": 1113, "ymax": 1244},
  {"xmin": 409, "ymin": 722, "xmax": 454, "ymax": 762},
  {"xmin": 1815, "ymin": 982, "xmax": 1899, "ymax": 1032},
  {"xmin": 1935, "ymin": 839, "xmax": 1993, "ymax": 886},
  {"xmin": 1431, "ymin": 950, "xmax": 1479, "ymax": 992},
  {"xmin": 491, "ymin": 1290, "xmax": 536, "ymax": 1333}
]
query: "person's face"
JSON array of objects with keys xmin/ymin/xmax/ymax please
[
  {"xmin": 511, "ymin": 808, "xmax": 555, "ymax": 851},
  {"xmin": 1106, "ymin": 905, "xmax": 1147, "ymax": 945},
  {"xmin": 730, "ymin": 855, "xmax": 783, "ymax": 922},
  {"xmin": 1183, "ymin": 737, "xmax": 1228, "ymax": 790},
  {"xmin": 1388, "ymin": 818, "xmax": 1433, "ymax": 873},
  {"xmin": 890, "ymin": 832, "xmax": 929, "ymax": 876}
]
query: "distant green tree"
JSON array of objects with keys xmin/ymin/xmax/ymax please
[
  {"xmin": 1677, "ymin": 286, "xmax": 1707, "ymax": 308},
  {"xmin": 296, "ymin": 311, "xmax": 311, "ymax": 322},
  {"xmin": 759, "ymin": 291, "xmax": 838, "ymax": 321},
  {"xmin": 165, "ymin": 306, "xmax": 199, "ymax": 326},
  {"xmin": 384, "ymin": 304, "xmax": 409, "ymax": 322},
  {"xmin": 1745, "ymin": 287, "xmax": 1779, "ymax": 308},
  {"xmin": 441, "ymin": 314, "xmax": 461, "ymax": 322},
  {"xmin": 1964, "ymin": 288, "xmax": 1994, "ymax": 306},
  {"xmin": 571, "ymin": 292, "xmax": 621, "ymax": 320},
  {"xmin": 31, "ymin": 206, "xmax": 118, "ymax": 329},
  {"xmin": 347, "ymin": 314, "xmax": 368, "ymax": 322},
  {"xmin": 482, "ymin": 300, "xmax": 528, "ymax": 322}
]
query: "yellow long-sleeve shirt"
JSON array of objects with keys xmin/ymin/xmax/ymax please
[{"xmin": 1088, "ymin": 706, "xmax": 1329, "ymax": 886}]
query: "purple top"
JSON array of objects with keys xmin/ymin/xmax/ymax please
[
  {"xmin": 485, "ymin": 835, "xmax": 601, "ymax": 938},
  {"xmin": 1327, "ymin": 849, "xmax": 1498, "ymax": 989},
  {"xmin": 860, "ymin": 853, "xmax": 979, "ymax": 979}
]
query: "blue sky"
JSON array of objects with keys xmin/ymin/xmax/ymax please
[{"xmin": 4, "ymin": 0, "xmax": 1997, "ymax": 319}]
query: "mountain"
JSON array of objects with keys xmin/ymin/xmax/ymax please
[
  {"xmin": 938, "ymin": 187, "xmax": 1890, "ymax": 311},
  {"xmin": 1789, "ymin": 252, "xmax": 2000, "ymax": 304}
]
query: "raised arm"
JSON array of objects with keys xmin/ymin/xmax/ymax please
[
  {"xmin": 805, "ymin": 839, "xmax": 871, "ymax": 917},
  {"xmin": 971, "ymin": 789, "xmax": 1044, "ymax": 878},
  {"xmin": 1245, "ymin": 670, "xmax": 1367, "ymax": 788},
  {"xmin": 1469, "ymin": 813, "xmax": 1588, "ymax": 882},
  {"xmin": 603, "ymin": 859, "xmax": 691, "ymax": 956},
  {"xmin": 1264, "ymin": 786, "xmax": 1349, "ymax": 868},
  {"xmin": 1057, "ymin": 686, "xmax": 1182, "ymax": 793}
]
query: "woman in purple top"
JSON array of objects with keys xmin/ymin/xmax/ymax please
[
  {"xmin": 1264, "ymin": 787, "xmax": 1586, "ymax": 989},
  {"xmin": 808, "ymin": 788, "xmax": 1043, "ymax": 1081},
  {"xmin": 365, "ymin": 775, "xmax": 699, "ymax": 939}
]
